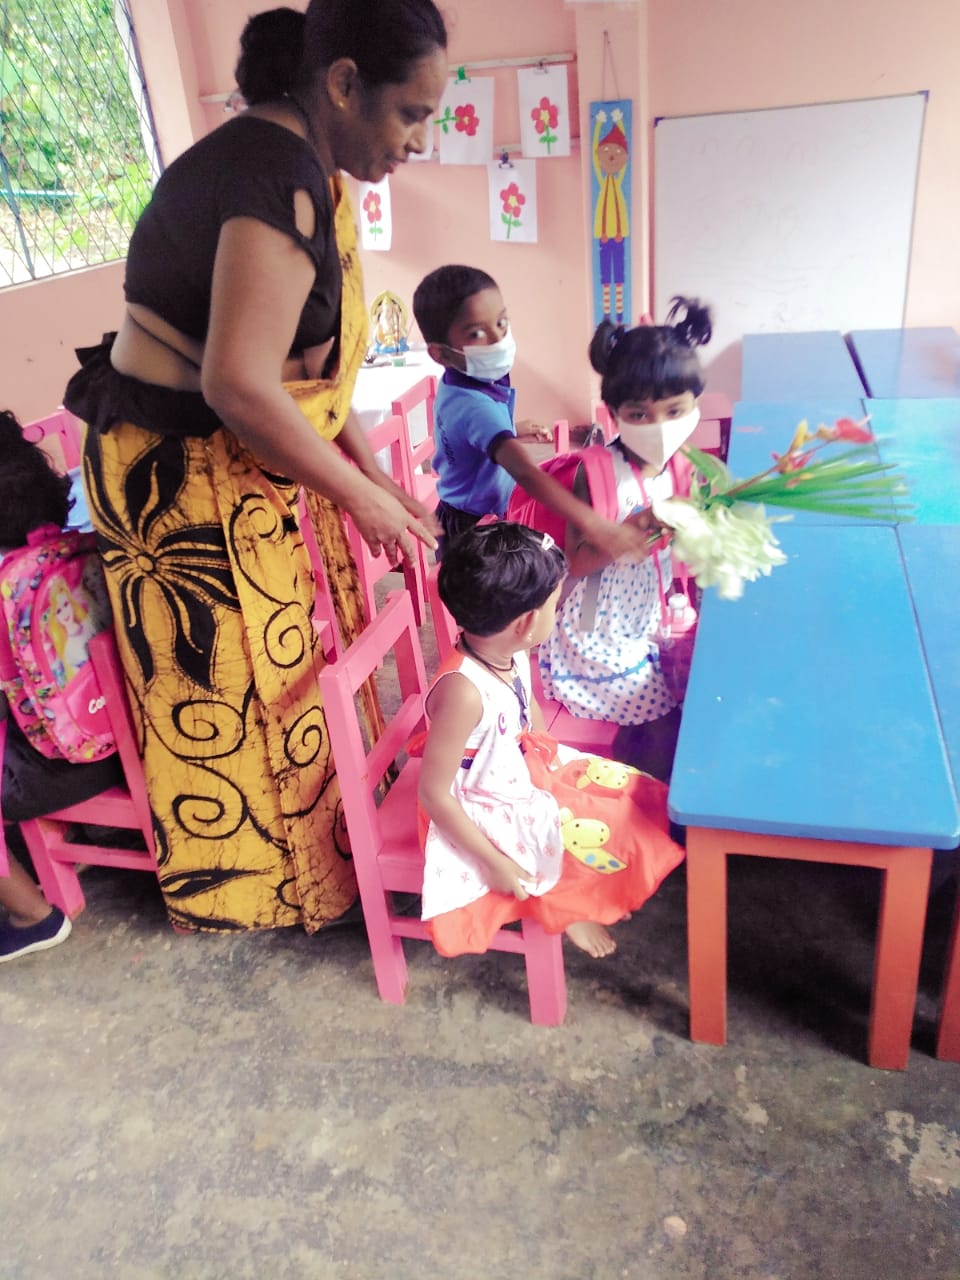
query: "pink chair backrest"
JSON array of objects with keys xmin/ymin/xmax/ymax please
[
  {"xmin": 22, "ymin": 408, "xmax": 83, "ymax": 471},
  {"xmin": 391, "ymin": 376, "xmax": 437, "ymax": 475},
  {"xmin": 319, "ymin": 590, "xmax": 428, "ymax": 863},
  {"xmin": 426, "ymin": 562, "xmax": 458, "ymax": 659},
  {"xmin": 88, "ymin": 630, "xmax": 155, "ymax": 857}
]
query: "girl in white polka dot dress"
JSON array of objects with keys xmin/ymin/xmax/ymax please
[{"xmin": 540, "ymin": 298, "xmax": 712, "ymax": 726}]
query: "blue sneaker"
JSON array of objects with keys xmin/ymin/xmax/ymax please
[{"xmin": 0, "ymin": 908, "xmax": 72, "ymax": 962}]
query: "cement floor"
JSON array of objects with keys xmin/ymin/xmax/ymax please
[{"xmin": 3, "ymin": 590, "xmax": 960, "ymax": 1280}]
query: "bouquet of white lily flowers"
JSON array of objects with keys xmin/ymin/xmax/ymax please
[{"xmin": 651, "ymin": 417, "xmax": 912, "ymax": 601}]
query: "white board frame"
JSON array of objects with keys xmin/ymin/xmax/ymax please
[{"xmin": 653, "ymin": 93, "xmax": 926, "ymax": 398}]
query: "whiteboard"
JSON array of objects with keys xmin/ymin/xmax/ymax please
[{"xmin": 653, "ymin": 94, "xmax": 926, "ymax": 398}]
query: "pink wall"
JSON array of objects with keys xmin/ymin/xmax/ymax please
[{"xmin": 3, "ymin": 0, "xmax": 958, "ymax": 425}]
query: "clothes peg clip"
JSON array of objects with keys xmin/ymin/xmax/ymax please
[
  {"xmin": 498, "ymin": 150, "xmax": 514, "ymax": 169},
  {"xmin": 456, "ymin": 65, "xmax": 470, "ymax": 83}
]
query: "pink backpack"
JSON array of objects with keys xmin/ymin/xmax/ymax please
[
  {"xmin": 505, "ymin": 445, "xmax": 621, "ymax": 543},
  {"xmin": 0, "ymin": 525, "xmax": 116, "ymax": 762},
  {"xmin": 506, "ymin": 444, "xmax": 694, "ymax": 541}
]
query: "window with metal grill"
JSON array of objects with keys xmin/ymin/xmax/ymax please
[{"xmin": 0, "ymin": 0, "xmax": 160, "ymax": 287}]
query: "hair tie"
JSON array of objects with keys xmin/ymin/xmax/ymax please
[{"xmin": 541, "ymin": 533, "xmax": 555, "ymax": 552}]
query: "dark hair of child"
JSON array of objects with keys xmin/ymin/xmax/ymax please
[
  {"xmin": 0, "ymin": 410, "xmax": 73, "ymax": 547},
  {"xmin": 234, "ymin": 7, "xmax": 306, "ymax": 106},
  {"xmin": 589, "ymin": 296, "xmax": 713, "ymax": 411},
  {"xmin": 438, "ymin": 522, "xmax": 567, "ymax": 637},
  {"xmin": 412, "ymin": 264, "xmax": 499, "ymax": 346}
]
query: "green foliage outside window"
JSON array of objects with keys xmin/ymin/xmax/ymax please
[{"xmin": 0, "ymin": 0, "xmax": 159, "ymax": 285}]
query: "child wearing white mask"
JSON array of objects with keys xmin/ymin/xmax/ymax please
[
  {"xmin": 413, "ymin": 264, "xmax": 651, "ymax": 559},
  {"xmin": 540, "ymin": 298, "xmax": 712, "ymax": 745}
]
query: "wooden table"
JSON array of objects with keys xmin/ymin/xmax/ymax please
[
  {"xmin": 848, "ymin": 327, "xmax": 960, "ymax": 398},
  {"xmin": 740, "ymin": 332, "xmax": 865, "ymax": 401},
  {"xmin": 669, "ymin": 524, "xmax": 959, "ymax": 1069}
]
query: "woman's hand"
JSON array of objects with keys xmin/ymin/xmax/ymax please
[
  {"xmin": 347, "ymin": 483, "xmax": 438, "ymax": 564},
  {"xmin": 365, "ymin": 463, "xmax": 442, "ymax": 540}
]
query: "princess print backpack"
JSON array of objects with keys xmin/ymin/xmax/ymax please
[{"xmin": 0, "ymin": 524, "xmax": 116, "ymax": 762}]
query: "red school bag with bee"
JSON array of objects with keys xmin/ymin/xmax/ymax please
[{"xmin": 0, "ymin": 524, "xmax": 116, "ymax": 762}]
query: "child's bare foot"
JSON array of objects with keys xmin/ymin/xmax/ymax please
[{"xmin": 565, "ymin": 921, "xmax": 617, "ymax": 958}]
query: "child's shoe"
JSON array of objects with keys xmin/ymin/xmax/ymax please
[{"xmin": 0, "ymin": 908, "xmax": 72, "ymax": 962}]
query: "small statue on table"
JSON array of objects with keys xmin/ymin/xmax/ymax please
[{"xmin": 369, "ymin": 290, "xmax": 410, "ymax": 358}]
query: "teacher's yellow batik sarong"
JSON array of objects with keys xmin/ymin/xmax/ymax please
[{"xmin": 81, "ymin": 177, "xmax": 379, "ymax": 932}]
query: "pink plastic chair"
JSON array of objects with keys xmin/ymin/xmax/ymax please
[
  {"xmin": 391, "ymin": 377, "xmax": 439, "ymax": 609},
  {"xmin": 391, "ymin": 375, "xmax": 438, "ymax": 509},
  {"xmin": 317, "ymin": 589, "xmax": 567, "ymax": 1025},
  {"xmin": 297, "ymin": 492, "xmax": 343, "ymax": 661},
  {"xmin": 22, "ymin": 407, "xmax": 83, "ymax": 471},
  {"xmin": 425, "ymin": 562, "xmax": 617, "ymax": 755},
  {"xmin": 345, "ymin": 412, "xmax": 427, "ymax": 626},
  {"xmin": 4, "ymin": 630, "xmax": 159, "ymax": 919}
]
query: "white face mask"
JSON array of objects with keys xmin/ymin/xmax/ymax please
[
  {"xmin": 461, "ymin": 329, "xmax": 517, "ymax": 382},
  {"xmin": 616, "ymin": 406, "xmax": 700, "ymax": 472}
]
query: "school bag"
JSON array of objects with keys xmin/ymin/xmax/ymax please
[
  {"xmin": 505, "ymin": 444, "xmax": 621, "ymax": 546},
  {"xmin": 0, "ymin": 524, "xmax": 116, "ymax": 762}
]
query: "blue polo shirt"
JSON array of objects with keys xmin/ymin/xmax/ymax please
[{"xmin": 432, "ymin": 369, "xmax": 517, "ymax": 516}]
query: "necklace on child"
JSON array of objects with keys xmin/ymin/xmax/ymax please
[{"xmin": 459, "ymin": 636, "xmax": 531, "ymax": 729}]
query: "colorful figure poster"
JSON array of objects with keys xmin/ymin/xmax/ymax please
[
  {"xmin": 358, "ymin": 178, "xmax": 392, "ymax": 251},
  {"xmin": 590, "ymin": 100, "xmax": 632, "ymax": 326},
  {"xmin": 487, "ymin": 159, "xmax": 538, "ymax": 244},
  {"xmin": 517, "ymin": 65, "xmax": 571, "ymax": 159},
  {"xmin": 436, "ymin": 76, "xmax": 494, "ymax": 166}
]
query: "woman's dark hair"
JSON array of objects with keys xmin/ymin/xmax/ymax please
[
  {"xmin": 589, "ymin": 296, "xmax": 713, "ymax": 411},
  {"xmin": 235, "ymin": 8, "xmax": 306, "ymax": 105},
  {"xmin": 413, "ymin": 265, "xmax": 499, "ymax": 346},
  {"xmin": 298, "ymin": 0, "xmax": 447, "ymax": 90},
  {"xmin": 0, "ymin": 410, "xmax": 73, "ymax": 547},
  {"xmin": 438, "ymin": 522, "xmax": 566, "ymax": 637}
]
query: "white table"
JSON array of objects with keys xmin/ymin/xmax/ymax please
[{"xmin": 352, "ymin": 348, "xmax": 444, "ymax": 445}]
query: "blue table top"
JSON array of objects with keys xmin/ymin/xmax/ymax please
[
  {"xmin": 668, "ymin": 524, "xmax": 959, "ymax": 847},
  {"xmin": 728, "ymin": 399, "xmax": 900, "ymax": 526},
  {"xmin": 741, "ymin": 332, "xmax": 866, "ymax": 401},
  {"xmin": 865, "ymin": 398, "xmax": 960, "ymax": 524},
  {"xmin": 848, "ymin": 327, "xmax": 960, "ymax": 399},
  {"xmin": 897, "ymin": 526, "xmax": 960, "ymax": 788}
]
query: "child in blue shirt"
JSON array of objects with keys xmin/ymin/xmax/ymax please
[{"xmin": 412, "ymin": 264, "xmax": 649, "ymax": 559}]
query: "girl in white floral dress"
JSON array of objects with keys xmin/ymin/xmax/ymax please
[
  {"xmin": 540, "ymin": 297, "xmax": 713, "ymax": 727},
  {"xmin": 417, "ymin": 523, "xmax": 684, "ymax": 959}
]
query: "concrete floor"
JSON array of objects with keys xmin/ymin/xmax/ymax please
[{"xmin": 3, "ymin": 588, "xmax": 960, "ymax": 1279}]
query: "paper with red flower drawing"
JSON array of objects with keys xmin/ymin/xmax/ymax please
[
  {"xmin": 357, "ymin": 178, "xmax": 392, "ymax": 251},
  {"xmin": 436, "ymin": 76, "xmax": 494, "ymax": 165},
  {"xmin": 487, "ymin": 159, "xmax": 538, "ymax": 244},
  {"xmin": 517, "ymin": 65, "xmax": 570, "ymax": 159}
]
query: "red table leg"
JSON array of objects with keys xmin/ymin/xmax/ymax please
[{"xmin": 685, "ymin": 828, "xmax": 729, "ymax": 1045}]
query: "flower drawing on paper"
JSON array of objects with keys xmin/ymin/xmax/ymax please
[
  {"xmin": 434, "ymin": 105, "xmax": 456, "ymax": 134},
  {"xmin": 531, "ymin": 96, "xmax": 559, "ymax": 155},
  {"xmin": 454, "ymin": 103, "xmax": 480, "ymax": 136},
  {"xmin": 500, "ymin": 182, "xmax": 525, "ymax": 239},
  {"xmin": 362, "ymin": 190, "xmax": 383, "ymax": 237},
  {"xmin": 650, "ymin": 416, "xmax": 911, "ymax": 601}
]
